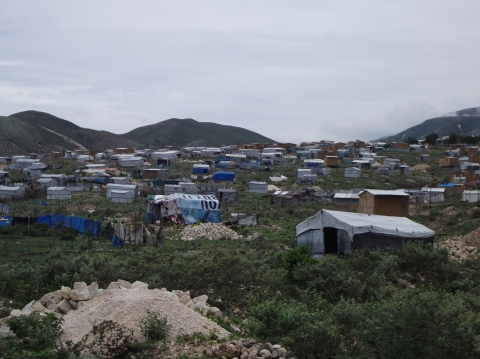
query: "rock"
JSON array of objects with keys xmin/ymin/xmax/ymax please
[
  {"xmin": 107, "ymin": 282, "xmax": 121, "ymax": 290},
  {"xmin": 0, "ymin": 325, "xmax": 15, "ymax": 338},
  {"xmin": 164, "ymin": 292, "xmax": 179, "ymax": 301},
  {"xmin": 248, "ymin": 350, "xmax": 258, "ymax": 359},
  {"xmin": 240, "ymin": 353, "xmax": 249, "ymax": 359},
  {"xmin": 88, "ymin": 282, "xmax": 99, "ymax": 299},
  {"xmin": 69, "ymin": 300, "xmax": 78, "ymax": 310},
  {"xmin": 70, "ymin": 282, "xmax": 91, "ymax": 301},
  {"xmin": 131, "ymin": 281, "xmax": 148, "ymax": 290},
  {"xmin": 117, "ymin": 279, "xmax": 132, "ymax": 289},
  {"xmin": 39, "ymin": 292, "xmax": 53, "ymax": 306},
  {"xmin": 259, "ymin": 349, "xmax": 272, "ymax": 358},
  {"xmin": 271, "ymin": 348, "xmax": 286, "ymax": 358},
  {"xmin": 244, "ymin": 339, "xmax": 256, "ymax": 348},
  {"xmin": 193, "ymin": 294, "xmax": 208, "ymax": 305},
  {"xmin": 210, "ymin": 307, "xmax": 223, "ymax": 318},
  {"xmin": 77, "ymin": 301, "xmax": 87, "ymax": 309},
  {"xmin": 47, "ymin": 304, "xmax": 59, "ymax": 312},
  {"xmin": 179, "ymin": 294, "xmax": 191, "ymax": 304},
  {"xmin": 32, "ymin": 301, "xmax": 48, "ymax": 314},
  {"xmin": 230, "ymin": 324, "xmax": 241, "ymax": 333},
  {"xmin": 61, "ymin": 286, "xmax": 72, "ymax": 300},
  {"xmin": 272, "ymin": 345, "xmax": 281, "ymax": 350},
  {"xmin": 172, "ymin": 289, "xmax": 185, "ymax": 298},
  {"xmin": 21, "ymin": 300, "xmax": 35, "ymax": 315},
  {"xmin": 9, "ymin": 309, "xmax": 22, "ymax": 317},
  {"xmin": 185, "ymin": 299, "xmax": 194, "ymax": 307},
  {"xmin": 52, "ymin": 294, "xmax": 63, "ymax": 304},
  {"xmin": 58, "ymin": 299, "xmax": 72, "ymax": 314}
]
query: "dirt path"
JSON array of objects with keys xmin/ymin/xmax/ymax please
[{"xmin": 41, "ymin": 127, "xmax": 88, "ymax": 151}]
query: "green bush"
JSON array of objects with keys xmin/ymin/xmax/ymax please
[
  {"xmin": 6, "ymin": 312, "xmax": 63, "ymax": 352},
  {"xmin": 139, "ymin": 310, "xmax": 170, "ymax": 341}
]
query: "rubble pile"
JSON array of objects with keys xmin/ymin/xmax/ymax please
[
  {"xmin": 164, "ymin": 338, "xmax": 292, "ymax": 359},
  {"xmin": 440, "ymin": 239, "xmax": 477, "ymax": 261},
  {"xmin": 175, "ymin": 223, "xmax": 243, "ymax": 241},
  {"xmin": 1, "ymin": 280, "xmax": 229, "ymax": 346}
]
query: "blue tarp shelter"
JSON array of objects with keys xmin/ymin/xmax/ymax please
[
  {"xmin": 213, "ymin": 172, "xmax": 235, "ymax": 182},
  {"xmin": 0, "ymin": 216, "xmax": 12, "ymax": 227},
  {"xmin": 35, "ymin": 215, "xmax": 101, "ymax": 236}
]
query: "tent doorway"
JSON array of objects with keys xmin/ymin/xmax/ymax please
[{"xmin": 324, "ymin": 227, "xmax": 338, "ymax": 254}]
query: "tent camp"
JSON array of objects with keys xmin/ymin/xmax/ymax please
[
  {"xmin": 216, "ymin": 188, "xmax": 239, "ymax": 203},
  {"xmin": 0, "ymin": 186, "xmax": 25, "ymax": 199},
  {"xmin": 296, "ymin": 210, "xmax": 434, "ymax": 257},
  {"xmin": 106, "ymin": 184, "xmax": 138, "ymax": 198},
  {"xmin": 462, "ymin": 190, "xmax": 480, "ymax": 203},
  {"xmin": 111, "ymin": 190, "xmax": 134, "ymax": 203},
  {"xmin": 146, "ymin": 193, "xmax": 220, "ymax": 225},
  {"xmin": 47, "ymin": 187, "xmax": 71, "ymax": 200}
]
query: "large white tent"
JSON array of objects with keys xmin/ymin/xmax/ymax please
[{"xmin": 296, "ymin": 210, "xmax": 434, "ymax": 257}]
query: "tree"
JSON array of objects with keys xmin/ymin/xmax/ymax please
[
  {"xmin": 405, "ymin": 137, "xmax": 418, "ymax": 144},
  {"xmin": 425, "ymin": 132, "xmax": 439, "ymax": 146},
  {"xmin": 448, "ymin": 133, "xmax": 458, "ymax": 145}
]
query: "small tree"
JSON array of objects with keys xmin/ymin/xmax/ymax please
[
  {"xmin": 405, "ymin": 137, "xmax": 418, "ymax": 144},
  {"xmin": 448, "ymin": 133, "xmax": 458, "ymax": 144},
  {"xmin": 425, "ymin": 132, "xmax": 439, "ymax": 146}
]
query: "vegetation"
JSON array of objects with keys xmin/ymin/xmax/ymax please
[{"xmin": 139, "ymin": 311, "xmax": 170, "ymax": 341}]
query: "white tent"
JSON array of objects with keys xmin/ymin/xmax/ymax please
[
  {"xmin": 106, "ymin": 184, "xmax": 138, "ymax": 198},
  {"xmin": 111, "ymin": 190, "xmax": 134, "ymax": 203},
  {"xmin": 0, "ymin": 186, "xmax": 25, "ymax": 199},
  {"xmin": 249, "ymin": 181, "xmax": 268, "ymax": 193},
  {"xmin": 296, "ymin": 210, "xmax": 434, "ymax": 257},
  {"xmin": 47, "ymin": 187, "xmax": 71, "ymax": 200},
  {"xmin": 344, "ymin": 167, "xmax": 361, "ymax": 178},
  {"xmin": 462, "ymin": 190, "xmax": 480, "ymax": 203}
]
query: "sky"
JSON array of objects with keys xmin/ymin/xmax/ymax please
[{"xmin": 1, "ymin": 1, "xmax": 480, "ymax": 144}]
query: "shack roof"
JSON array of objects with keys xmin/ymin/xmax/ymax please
[{"xmin": 358, "ymin": 189, "xmax": 408, "ymax": 197}]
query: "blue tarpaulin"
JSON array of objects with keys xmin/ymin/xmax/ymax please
[
  {"xmin": 213, "ymin": 172, "xmax": 235, "ymax": 182},
  {"xmin": 35, "ymin": 215, "xmax": 101, "ymax": 236},
  {"xmin": 0, "ymin": 216, "xmax": 13, "ymax": 227},
  {"xmin": 112, "ymin": 235, "xmax": 124, "ymax": 246}
]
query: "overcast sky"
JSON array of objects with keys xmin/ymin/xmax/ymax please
[{"xmin": 1, "ymin": 1, "xmax": 480, "ymax": 143}]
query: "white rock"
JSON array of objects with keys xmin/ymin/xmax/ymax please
[
  {"xmin": 9, "ymin": 309, "xmax": 22, "ymax": 317},
  {"xmin": 117, "ymin": 279, "xmax": 132, "ymax": 289},
  {"xmin": 193, "ymin": 295, "xmax": 208, "ymax": 305},
  {"xmin": 21, "ymin": 300, "xmax": 35, "ymax": 315},
  {"xmin": 88, "ymin": 282, "xmax": 99, "ymax": 299},
  {"xmin": 131, "ymin": 281, "xmax": 148, "ymax": 290},
  {"xmin": 107, "ymin": 282, "xmax": 121, "ymax": 290},
  {"xmin": 57, "ymin": 299, "xmax": 72, "ymax": 314},
  {"xmin": 61, "ymin": 286, "xmax": 72, "ymax": 300},
  {"xmin": 0, "ymin": 325, "xmax": 15, "ymax": 338},
  {"xmin": 70, "ymin": 282, "xmax": 91, "ymax": 301}
]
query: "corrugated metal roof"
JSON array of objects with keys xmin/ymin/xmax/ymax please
[{"xmin": 359, "ymin": 189, "xmax": 408, "ymax": 196}]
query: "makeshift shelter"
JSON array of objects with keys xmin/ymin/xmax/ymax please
[
  {"xmin": 111, "ymin": 190, "xmax": 134, "ymax": 203},
  {"xmin": 333, "ymin": 193, "xmax": 359, "ymax": 211},
  {"xmin": 46, "ymin": 187, "xmax": 71, "ymax": 200},
  {"xmin": 216, "ymin": 188, "xmax": 239, "ymax": 203},
  {"xmin": 192, "ymin": 164, "xmax": 211, "ymax": 174},
  {"xmin": 398, "ymin": 165, "xmax": 411, "ymax": 175},
  {"xmin": 344, "ymin": 167, "xmax": 361, "ymax": 178},
  {"xmin": 297, "ymin": 169, "xmax": 312, "ymax": 182},
  {"xmin": 377, "ymin": 167, "xmax": 390, "ymax": 175},
  {"xmin": 146, "ymin": 193, "xmax": 220, "ymax": 225},
  {"xmin": 249, "ymin": 181, "xmax": 268, "ymax": 193},
  {"xmin": 296, "ymin": 210, "xmax": 435, "ymax": 257},
  {"xmin": 439, "ymin": 157, "xmax": 459, "ymax": 168},
  {"xmin": 319, "ymin": 168, "xmax": 331, "ymax": 176},
  {"xmin": 420, "ymin": 187, "xmax": 445, "ymax": 203},
  {"xmin": 358, "ymin": 189, "xmax": 409, "ymax": 217},
  {"xmin": 230, "ymin": 213, "xmax": 258, "ymax": 226},
  {"xmin": 462, "ymin": 190, "xmax": 480, "ymax": 203},
  {"xmin": 325, "ymin": 156, "xmax": 340, "ymax": 168},
  {"xmin": 106, "ymin": 184, "xmax": 138, "ymax": 198},
  {"xmin": 419, "ymin": 154, "xmax": 430, "ymax": 162},
  {"xmin": 213, "ymin": 172, "xmax": 235, "ymax": 182},
  {"xmin": 111, "ymin": 177, "xmax": 130, "ymax": 184},
  {"xmin": 143, "ymin": 169, "xmax": 169, "ymax": 180},
  {"xmin": 0, "ymin": 186, "xmax": 25, "ymax": 199}
]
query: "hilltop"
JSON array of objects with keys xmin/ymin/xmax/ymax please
[
  {"xmin": 120, "ymin": 118, "xmax": 276, "ymax": 147},
  {"xmin": 384, "ymin": 107, "xmax": 480, "ymax": 141},
  {"xmin": 3, "ymin": 111, "xmax": 142, "ymax": 155}
]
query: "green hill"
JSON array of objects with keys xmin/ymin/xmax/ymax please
[
  {"xmin": 4, "ymin": 111, "xmax": 142, "ymax": 154},
  {"xmin": 384, "ymin": 107, "xmax": 480, "ymax": 141},
  {"xmin": 120, "ymin": 118, "xmax": 276, "ymax": 147}
]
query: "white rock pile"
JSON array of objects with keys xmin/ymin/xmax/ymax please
[
  {"xmin": 440, "ymin": 239, "xmax": 478, "ymax": 261},
  {"xmin": 176, "ymin": 223, "xmax": 243, "ymax": 241}
]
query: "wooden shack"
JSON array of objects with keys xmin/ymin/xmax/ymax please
[
  {"xmin": 358, "ymin": 189, "xmax": 409, "ymax": 217},
  {"xmin": 325, "ymin": 156, "xmax": 340, "ymax": 168},
  {"xmin": 439, "ymin": 157, "xmax": 459, "ymax": 168}
]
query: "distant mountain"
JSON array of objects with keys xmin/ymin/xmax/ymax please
[
  {"xmin": 0, "ymin": 111, "xmax": 142, "ymax": 155},
  {"xmin": 120, "ymin": 118, "xmax": 276, "ymax": 147},
  {"xmin": 383, "ymin": 107, "xmax": 480, "ymax": 141}
]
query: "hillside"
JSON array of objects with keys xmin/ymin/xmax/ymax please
[
  {"xmin": 384, "ymin": 107, "xmax": 480, "ymax": 141},
  {"xmin": 4, "ymin": 111, "xmax": 142, "ymax": 154},
  {"xmin": 120, "ymin": 118, "xmax": 276, "ymax": 147}
]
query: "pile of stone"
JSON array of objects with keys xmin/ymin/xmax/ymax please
[
  {"xmin": 176, "ymin": 223, "xmax": 243, "ymax": 241},
  {"xmin": 165, "ymin": 338, "xmax": 292, "ymax": 359},
  {"xmin": 440, "ymin": 239, "xmax": 478, "ymax": 261}
]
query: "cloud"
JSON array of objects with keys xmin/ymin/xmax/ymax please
[{"xmin": 0, "ymin": 1, "xmax": 480, "ymax": 143}]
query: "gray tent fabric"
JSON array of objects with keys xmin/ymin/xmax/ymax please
[{"xmin": 296, "ymin": 210, "xmax": 434, "ymax": 256}]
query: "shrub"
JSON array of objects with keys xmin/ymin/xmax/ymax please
[
  {"xmin": 139, "ymin": 311, "xmax": 170, "ymax": 341},
  {"xmin": 6, "ymin": 312, "xmax": 63, "ymax": 352}
]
